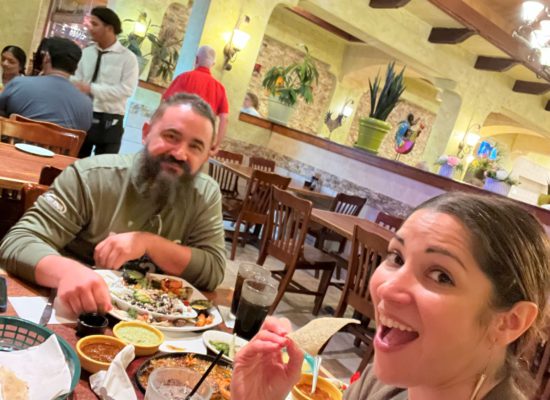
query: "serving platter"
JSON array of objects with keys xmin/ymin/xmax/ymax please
[{"xmin": 96, "ymin": 270, "xmax": 222, "ymax": 333}]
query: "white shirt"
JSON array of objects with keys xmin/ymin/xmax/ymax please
[{"xmin": 73, "ymin": 40, "xmax": 138, "ymax": 115}]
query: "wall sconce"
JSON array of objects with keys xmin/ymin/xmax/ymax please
[
  {"xmin": 457, "ymin": 123, "xmax": 481, "ymax": 158},
  {"xmin": 324, "ymin": 99, "xmax": 354, "ymax": 137},
  {"xmin": 132, "ymin": 12, "xmax": 148, "ymax": 38},
  {"xmin": 223, "ymin": 15, "xmax": 250, "ymax": 71}
]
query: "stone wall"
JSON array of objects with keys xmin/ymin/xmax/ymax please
[
  {"xmin": 246, "ymin": 35, "xmax": 336, "ymax": 135},
  {"xmin": 347, "ymin": 95, "xmax": 436, "ymax": 167}
]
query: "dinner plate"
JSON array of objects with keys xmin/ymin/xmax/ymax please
[
  {"xmin": 96, "ymin": 270, "xmax": 222, "ymax": 333},
  {"xmin": 202, "ymin": 330, "xmax": 248, "ymax": 362},
  {"xmin": 15, "ymin": 143, "xmax": 55, "ymax": 157}
]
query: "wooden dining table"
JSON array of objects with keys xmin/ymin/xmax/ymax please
[
  {"xmin": 0, "ymin": 142, "xmax": 76, "ymax": 190},
  {"xmin": 2, "ymin": 270, "xmax": 234, "ymax": 399},
  {"xmin": 310, "ymin": 208, "xmax": 394, "ymax": 241}
]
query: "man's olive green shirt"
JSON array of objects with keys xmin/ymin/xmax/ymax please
[{"xmin": 0, "ymin": 153, "xmax": 226, "ymax": 291}]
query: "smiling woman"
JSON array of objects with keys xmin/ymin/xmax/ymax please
[{"xmin": 230, "ymin": 192, "xmax": 550, "ymax": 400}]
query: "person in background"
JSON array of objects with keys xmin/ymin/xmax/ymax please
[
  {"xmin": 72, "ymin": 6, "xmax": 139, "ymax": 157},
  {"xmin": 162, "ymin": 46, "xmax": 228, "ymax": 153},
  {"xmin": 1, "ymin": 46, "xmax": 26, "ymax": 86},
  {"xmin": 241, "ymin": 92, "xmax": 261, "ymax": 117},
  {"xmin": 0, "ymin": 37, "xmax": 92, "ymax": 131},
  {"xmin": 0, "ymin": 93, "xmax": 226, "ymax": 316},
  {"xmin": 231, "ymin": 192, "xmax": 550, "ymax": 400}
]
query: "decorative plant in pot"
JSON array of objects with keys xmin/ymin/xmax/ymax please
[
  {"xmin": 355, "ymin": 62, "xmax": 406, "ymax": 154},
  {"xmin": 434, "ymin": 155, "xmax": 463, "ymax": 178},
  {"xmin": 261, "ymin": 45, "xmax": 319, "ymax": 125}
]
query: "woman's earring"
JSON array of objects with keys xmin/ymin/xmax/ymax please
[{"xmin": 469, "ymin": 373, "xmax": 487, "ymax": 400}]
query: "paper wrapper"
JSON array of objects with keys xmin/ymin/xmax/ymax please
[
  {"xmin": 0, "ymin": 335, "xmax": 71, "ymax": 400},
  {"xmin": 287, "ymin": 318, "xmax": 360, "ymax": 356},
  {"xmin": 90, "ymin": 344, "xmax": 137, "ymax": 400}
]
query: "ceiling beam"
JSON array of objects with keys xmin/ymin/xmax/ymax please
[
  {"xmin": 474, "ymin": 56, "xmax": 519, "ymax": 72},
  {"xmin": 287, "ymin": 7, "xmax": 364, "ymax": 43},
  {"xmin": 428, "ymin": 28, "xmax": 475, "ymax": 44},
  {"xmin": 545, "ymin": 100, "xmax": 550, "ymax": 111},
  {"xmin": 428, "ymin": 0, "xmax": 550, "ymax": 82},
  {"xmin": 369, "ymin": 0, "xmax": 412, "ymax": 8},
  {"xmin": 512, "ymin": 80, "xmax": 550, "ymax": 95}
]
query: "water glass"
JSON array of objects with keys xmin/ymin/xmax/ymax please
[
  {"xmin": 234, "ymin": 277, "xmax": 278, "ymax": 340},
  {"xmin": 144, "ymin": 367, "xmax": 212, "ymax": 400},
  {"xmin": 230, "ymin": 263, "xmax": 271, "ymax": 317}
]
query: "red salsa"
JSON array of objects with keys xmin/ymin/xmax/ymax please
[{"xmin": 82, "ymin": 342, "xmax": 121, "ymax": 363}]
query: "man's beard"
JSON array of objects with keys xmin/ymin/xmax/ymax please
[{"xmin": 134, "ymin": 148, "xmax": 193, "ymax": 208}]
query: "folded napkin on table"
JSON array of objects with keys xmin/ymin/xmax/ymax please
[{"xmin": 90, "ymin": 344, "xmax": 137, "ymax": 400}]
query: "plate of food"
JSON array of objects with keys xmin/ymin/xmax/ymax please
[
  {"xmin": 136, "ymin": 352, "xmax": 232, "ymax": 400},
  {"xmin": 202, "ymin": 330, "xmax": 248, "ymax": 362},
  {"xmin": 96, "ymin": 270, "xmax": 222, "ymax": 332}
]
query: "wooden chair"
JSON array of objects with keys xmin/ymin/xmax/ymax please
[
  {"xmin": 225, "ymin": 170, "xmax": 291, "ymax": 260},
  {"xmin": 39, "ymin": 166, "xmax": 63, "ymax": 186},
  {"xmin": 0, "ymin": 118, "xmax": 82, "ymax": 157},
  {"xmin": 257, "ymin": 187, "xmax": 337, "ymax": 315},
  {"xmin": 249, "ymin": 156, "xmax": 276, "ymax": 172},
  {"xmin": 0, "ymin": 183, "xmax": 48, "ymax": 240},
  {"xmin": 209, "ymin": 150, "xmax": 244, "ymax": 199},
  {"xmin": 374, "ymin": 211, "xmax": 404, "ymax": 232},
  {"xmin": 308, "ymin": 193, "xmax": 366, "ymax": 279},
  {"xmin": 21, "ymin": 183, "xmax": 48, "ymax": 212},
  {"xmin": 326, "ymin": 224, "xmax": 390, "ymax": 372},
  {"xmin": 9, "ymin": 114, "xmax": 87, "ymax": 152}
]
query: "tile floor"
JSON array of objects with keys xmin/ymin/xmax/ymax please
[{"xmin": 219, "ymin": 240, "xmax": 365, "ymax": 384}]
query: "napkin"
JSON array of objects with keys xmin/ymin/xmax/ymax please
[
  {"xmin": 9, "ymin": 296, "xmax": 77, "ymax": 324},
  {"xmin": 90, "ymin": 344, "xmax": 137, "ymax": 400},
  {"xmin": 0, "ymin": 334, "xmax": 71, "ymax": 400}
]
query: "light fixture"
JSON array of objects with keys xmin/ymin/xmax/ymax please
[
  {"xmin": 132, "ymin": 11, "xmax": 148, "ymax": 38},
  {"xmin": 457, "ymin": 123, "xmax": 481, "ymax": 159},
  {"xmin": 512, "ymin": 1, "xmax": 550, "ymax": 77},
  {"xmin": 222, "ymin": 15, "xmax": 250, "ymax": 71},
  {"xmin": 324, "ymin": 99, "xmax": 354, "ymax": 137}
]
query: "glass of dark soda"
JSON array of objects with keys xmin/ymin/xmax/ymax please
[
  {"xmin": 230, "ymin": 263, "xmax": 271, "ymax": 318},
  {"xmin": 234, "ymin": 278, "xmax": 278, "ymax": 340}
]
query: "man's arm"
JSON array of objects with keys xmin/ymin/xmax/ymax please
[{"xmin": 212, "ymin": 113, "xmax": 229, "ymax": 153}]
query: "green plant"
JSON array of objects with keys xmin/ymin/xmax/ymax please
[
  {"xmin": 368, "ymin": 62, "xmax": 406, "ymax": 121},
  {"xmin": 261, "ymin": 45, "xmax": 319, "ymax": 106}
]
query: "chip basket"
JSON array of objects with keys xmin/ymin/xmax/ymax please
[{"xmin": 0, "ymin": 316, "xmax": 80, "ymax": 399}]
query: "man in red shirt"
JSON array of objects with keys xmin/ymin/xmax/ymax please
[{"xmin": 163, "ymin": 45, "xmax": 228, "ymax": 152}]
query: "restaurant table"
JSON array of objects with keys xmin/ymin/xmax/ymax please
[
  {"xmin": 0, "ymin": 142, "xmax": 76, "ymax": 190},
  {"xmin": 2, "ymin": 269, "xmax": 234, "ymax": 399},
  {"xmin": 310, "ymin": 208, "xmax": 394, "ymax": 241}
]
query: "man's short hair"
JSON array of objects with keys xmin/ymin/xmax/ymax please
[
  {"xmin": 91, "ymin": 7, "xmax": 122, "ymax": 35},
  {"xmin": 153, "ymin": 93, "xmax": 217, "ymax": 144},
  {"xmin": 44, "ymin": 37, "xmax": 82, "ymax": 74},
  {"xmin": 196, "ymin": 46, "xmax": 216, "ymax": 68}
]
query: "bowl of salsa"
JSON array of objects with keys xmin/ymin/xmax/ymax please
[
  {"xmin": 76, "ymin": 335, "xmax": 126, "ymax": 374},
  {"xmin": 113, "ymin": 321, "xmax": 164, "ymax": 356},
  {"xmin": 291, "ymin": 374, "xmax": 342, "ymax": 400}
]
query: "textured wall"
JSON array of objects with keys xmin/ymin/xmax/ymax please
[
  {"xmin": 246, "ymin": 35, "xmax": 336, "ymax": 135},
  {"xmin": 347, "ymin": 94, "xmax": 436, "ymax": 167}
]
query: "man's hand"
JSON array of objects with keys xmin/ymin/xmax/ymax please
[
  {"xmin": 73, "ymin": 81, "xmax": 91, "ymax": 94},
  {"xmin": 94, "ymin": 232, "xmax": 149, "ymax": 270},
  {"xmin": 57, "ymin": 265, "xmax": 112, "ymax": 315},
  {"xmin": 231, "ymin": 317, "xmax": 304, "ymax": 400}
]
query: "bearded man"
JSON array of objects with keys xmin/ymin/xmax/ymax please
[{"xmin": 0, "ymin": 93, "xmax": 225, "ymax": 315}]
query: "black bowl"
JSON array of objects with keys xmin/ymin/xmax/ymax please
[{"xmin": 76, "ymin": 313, "xmax": 108, "ymax": 337}]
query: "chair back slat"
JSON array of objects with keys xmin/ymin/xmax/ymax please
[
  {"xmin": 39, "ymin": 166, "xmax": 63, "ymax": 186},
  {"xmin": 375, "ymin": 211, "xmax": 404, "ymax": 232},
  {"xmin": 331, "ymin": 193, "xmax": 366, "ymax": 216},
  {"xmin": 209, "ymin": 150, "xmax": 243, "ymax": 197},
  {"xmin": 249, "ymin": 156, "xmax": 276, "ymax": 172}
]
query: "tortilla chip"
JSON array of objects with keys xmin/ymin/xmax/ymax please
[
  {"xmin": 287, "ymin": 318, "xmax": 360, "ymax": 356},
  {"xmin": 0, "ymin": 365, "xmax": 29, "ymax": 400}
]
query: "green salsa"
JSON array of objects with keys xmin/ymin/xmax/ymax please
[{"xmin": 117, "ymin": 326, "xmax": 159, "ymax": 346}]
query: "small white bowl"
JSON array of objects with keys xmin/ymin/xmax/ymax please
[{"xmin": 202, "ymin": 330, "xmax": 248, "ymax": 362}]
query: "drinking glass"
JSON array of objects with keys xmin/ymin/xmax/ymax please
[
  {"xmin": 230, "ymin": 263, "xmax": 271, "ymax": 317},
  {"xmin": 234, "ymin": 277, "xmax": 278, "ymax": 340},
  {"xmin": 144, "ymin": 367, "xmax": 212, "ymax": 400}
]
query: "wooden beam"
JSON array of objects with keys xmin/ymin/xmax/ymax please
[
  {"xmin": 428, "ymin": 0, "xmax": 550, "ymax": 83},
  {"xmin": 369, "ymin": 0, "xmax": 412, "ymax": 8},
  {"xmin": 287, "ymin": 7, "xmax": 364, "ymax": 43},
  {"xmin": 545, "ymin": 100, "xmax": 550, "ymax": 111},
  {"xmin": 474, "ymin": 56, "xmax": 519, "ymax": 72},
  {"xmin": 428, "ymin": 28, "xmax": 475, "ymax": 44},
  {"xmin": 512, "ymin": 80, "xmax": 550, "ymax": 95}
]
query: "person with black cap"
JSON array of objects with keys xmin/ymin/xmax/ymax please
[
  {"xmin": 73, "ymin": 6, "xmax": 138, "ymax": 157},
  {"xmin": 0, "ymin": 37, "xmax": 93, "ymax": 131}
]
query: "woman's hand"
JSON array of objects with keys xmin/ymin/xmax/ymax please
[{"xmin": 231, "ymin": 317, "xmax": 304, "ymax": 400}]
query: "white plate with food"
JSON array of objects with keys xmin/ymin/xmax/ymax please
[
  {"xmin": 96, "ymin": 270, "xmax": 222, "ymax": 333},
  {"xmin": 202, "ymin": 330, "xmax": 248, "ymax": 362},
  {"xmin": 15, "ymin": 143, "xmax": 55, "ymax": 157}
]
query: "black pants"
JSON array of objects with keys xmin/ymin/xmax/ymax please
[{"xmin": 78, "ymin": 112, "xmax": 124, "ymax": 158}]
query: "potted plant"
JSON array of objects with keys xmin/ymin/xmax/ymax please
[
  {"xmin": 261, "ymin": 45, "xmax": 319, "ymax": 125},
  {"xmin": 355, "ymin": 62, "xmax": 406, "ymax": 154},
  {"xmin": 434, "ymin": 155, "xmax": 463, "ymax": 178},
  {"xmin": 483, "ymin": 169, "xmax": 519, "ymax": 196}
]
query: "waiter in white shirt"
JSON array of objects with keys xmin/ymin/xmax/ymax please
[{"xmin": 73, "ymin": 6, "xmax": 139, "ymax": 157}]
